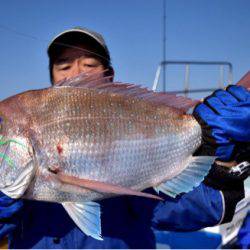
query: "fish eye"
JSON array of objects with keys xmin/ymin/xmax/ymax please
[{"xmin": 0, "ymin": 116, "xmax": 5, "ymax": 133}]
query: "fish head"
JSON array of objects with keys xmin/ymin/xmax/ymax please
[{"xmin": 0, "ymin": 102, "xmax": 35, "ymax": 198}]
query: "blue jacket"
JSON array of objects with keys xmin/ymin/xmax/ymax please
[
  {"xmin": 237, "ymin": 211, "xmax": 250, "ymax": 249},
  {"xmin": 0, "ymin": 182, "xmax": 242, "ymax": 249}
]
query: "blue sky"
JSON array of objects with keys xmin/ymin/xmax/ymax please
[{"xmin": 0, "ymin": 0, "xmax": 249, "ymax": 100}]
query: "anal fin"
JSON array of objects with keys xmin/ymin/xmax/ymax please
[{"xmin": 154, "ymin": 156, "xmax": 215, "ymax": 198}]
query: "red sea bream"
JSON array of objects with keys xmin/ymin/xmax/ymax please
[{"xmin": 0, "ymin": 73, "xmax": 216, "ymax": 239}]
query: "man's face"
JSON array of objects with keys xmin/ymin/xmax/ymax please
[{"xmin": 52, "ymin": 46, "xmax": 105, "ymax": 84}]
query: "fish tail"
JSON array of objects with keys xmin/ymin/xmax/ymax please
[{"xmin": 236, "ymin": 71, "xmax": 250, "ymax": 89}]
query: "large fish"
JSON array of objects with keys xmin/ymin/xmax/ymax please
[{"xmin": 0, "ymin": 71, "xmax": 248, "ymax": 239}]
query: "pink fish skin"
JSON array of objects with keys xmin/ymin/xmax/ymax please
[
  {"xmin": 0, "ymin": 78, "xmax": 202, "ymax": 203},
  {"xmin": 0, "ymin": 71, "xmax": 248, "ymax": 240}
]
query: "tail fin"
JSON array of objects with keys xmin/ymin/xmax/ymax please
[{"xmin": 236, "ymin": 71, "xmax": 250, "ymax": 89}]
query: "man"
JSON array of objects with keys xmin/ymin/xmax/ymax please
[{"xmin": 0, "ymin": 27, "xmax": 248, "ymax": 248}]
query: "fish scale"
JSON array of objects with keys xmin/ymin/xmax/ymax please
[
  {"xmin": 0, "ymin": 74, "xmax": 215, "ymax": 239},
  {"xmin": 1, "ymin": 88, "xmax": 193, "ymax": 196},
  {"xmin": 0, "ymin": 72, "xmax": 247, "ymax": 239}
]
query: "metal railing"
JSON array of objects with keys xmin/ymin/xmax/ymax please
[{"xmin": 152, "ymin": 60, "xmax": 233, "ymax": 95}]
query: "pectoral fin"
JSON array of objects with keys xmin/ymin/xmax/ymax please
[{"xmin": 56, "ymin": 172, "xmax": 162, "ymax": 201}]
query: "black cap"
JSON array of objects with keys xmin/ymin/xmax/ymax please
[{"xmin": 48, "ymin": 27, "xmax": 111, "ymax": 62}]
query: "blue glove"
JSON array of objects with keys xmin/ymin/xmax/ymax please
[
  {"xmin": 193, "ymin": 85, "xmax": 250, "ymax": 161},
  {"xmin": 0, "ymin": 191, "xmax": 23, "ymax": 240}
]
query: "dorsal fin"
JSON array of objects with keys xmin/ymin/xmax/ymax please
[
  {"xmin": 54, "ymin": 71, "xmax": 199, "ymax": 113},
  {"xmin": 236, "ymin": 71, "xmax": 250, "ymax": 89},
  {"xmin": 56, "ymin": 70, "xmax": 113, "ymax": 87}
]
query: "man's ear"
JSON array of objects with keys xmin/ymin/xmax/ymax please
[{"xmin": 107, "ymin": 66, "xmax": 115, "ymax": 82}]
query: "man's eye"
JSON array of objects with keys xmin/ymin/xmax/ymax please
[
  {"xmin": 60, "ymin": 65, "xmax": 71, "ymax": 70},
  {"xmin": 55, "ymin": 63, "xmax": 72, "ymax": 71},
  {"xmin": 84, "ymin": 64, "xmax": 96, "ymax": 68}
]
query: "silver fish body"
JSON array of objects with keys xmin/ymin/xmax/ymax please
[{"xmin": 0, "ymin": 86, "xmax": 202, "ymax": 203}]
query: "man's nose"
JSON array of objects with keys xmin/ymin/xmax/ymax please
[{"xmin": 68, "ymin": 61, "xmax": 81, "ymax": 78}]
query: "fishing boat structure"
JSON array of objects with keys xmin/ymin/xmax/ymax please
[{"xmin": 153, "ymin": 61, "xmax": 250, "ymax": 249}]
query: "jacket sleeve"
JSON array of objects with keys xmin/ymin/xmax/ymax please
[
  {"xmin": 152, "ymin": 180, "xmax": 244, "ymax": 231},
  {"xmin": 0, "ymin": 191, "xmax": 23, "ymax": 240},
  {"xmin": 237, "ymin": 211, "xmax": 250, "ymax": 249},
  {"xmin": 128, "ymin": 175, "xmax": 244, "ymax": 232},
  {"xmin": 152, "ymin": 183, "xmax": 224, "ymax": 231},
  {"xmin": 202, "ymin": 163, "xmax": 245, "ymax": 223}
]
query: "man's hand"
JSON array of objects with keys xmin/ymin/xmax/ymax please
[{"xmin": 193, "ymin": 85, "xmax": 250, "ymax": 161}]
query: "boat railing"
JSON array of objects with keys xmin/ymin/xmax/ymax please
[{"xmin": 152, "ymin": 60, "xmax": 233, "ymax": 96}]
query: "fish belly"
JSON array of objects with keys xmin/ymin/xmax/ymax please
[{"xmin": 22, "ymin": 87, "xmax": 201, "ymax": 203}]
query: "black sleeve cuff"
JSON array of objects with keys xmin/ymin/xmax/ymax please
[
  {"xmin": 221, "ymin": 185, "xmax": 245, "ymax": 223},
  {"xmin": 203, "ymin": 163, "xmax": 245, "ymax": 224}
]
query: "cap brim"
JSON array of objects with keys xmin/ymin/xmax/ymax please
[{"xmin": 48, "ymin": 28, "xmax": 103, "ymax": 51}]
